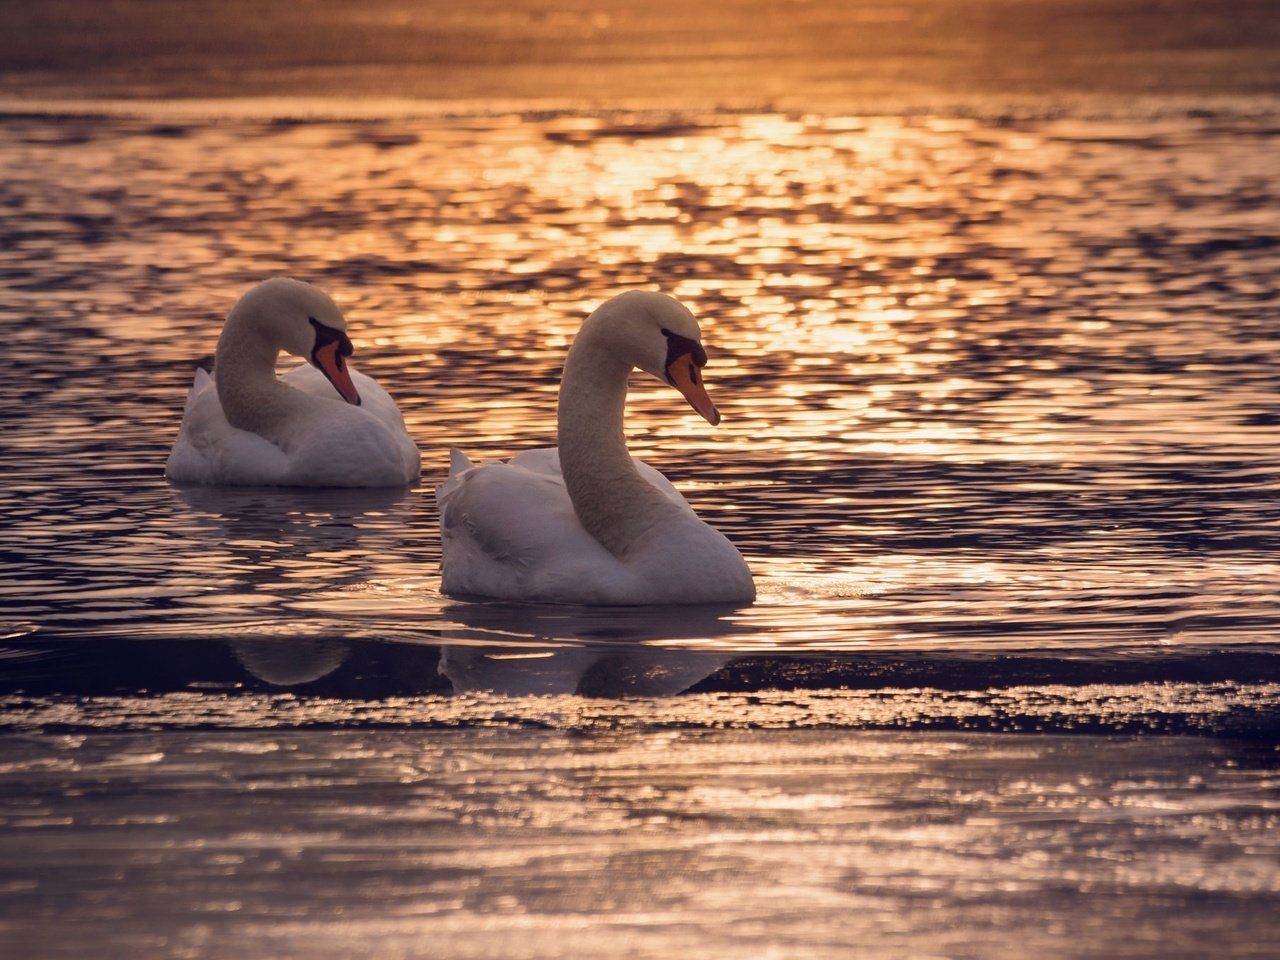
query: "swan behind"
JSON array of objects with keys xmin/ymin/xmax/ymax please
[
  {"xmin": 165, "ymin": 278, "xmax": 419, "ymax": 488},
  {"xmin": 436, "ymin": 291, "xmax": 754, "ymax": 605}
]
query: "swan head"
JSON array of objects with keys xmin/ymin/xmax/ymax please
[
  {"xmin": 588, "ymin": 290, "xmax": 721, "ymax": 425},
  {"xmin": 228, "ymin": 277, "xmax": 361, "ymax": 406}
]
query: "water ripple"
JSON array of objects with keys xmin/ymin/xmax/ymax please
[{"xmin": 0, "ymin": 111, "xmax": 1277, "ymax": 671}]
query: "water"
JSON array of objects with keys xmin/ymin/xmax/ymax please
[
  {"xmin": 2, "ymin": 106, "xmax": 1279, "ymax": 955},
  {"xmin": 4, "ymin": 110, "xmax": 1278, "ymax": 655}
]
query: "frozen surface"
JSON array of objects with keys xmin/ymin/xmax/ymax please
[{"xmin": 1, "ymin": 729, "xmax": 1277, "ymax": 959}]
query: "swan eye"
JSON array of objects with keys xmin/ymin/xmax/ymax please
[
  {"xmin": 310, "ymin": 317, "xmax": 354, "ymax": 357},
  {"xmin": 662, "ymin": 329, "xmax": 707, "ymax": 369}
]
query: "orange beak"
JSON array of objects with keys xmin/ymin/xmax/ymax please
[
  {"xmin": 666, "ymin": 353, "xmax": 720, "ymax": 425},
  {"xmin": 313, "ymin": 339, "xmax": 361, "ymax": 406}
]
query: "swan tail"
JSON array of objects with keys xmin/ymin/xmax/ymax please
[
  {"xmin": 183, "ymin": 367, "xmax": 213, "ymax": 413},
  {"xmin": 435, "ymin": 447, "xmax": 474, "ymax": 503},
  {"xmin": 449, "ymin": 447, "xmax": 473, "ymax": 475}
]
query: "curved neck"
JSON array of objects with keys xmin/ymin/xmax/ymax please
[
  {"xmin": 557, "ymin": 338, "xmax": 672, "ymax": 556},
  {"xmin": 214, "ymin": 316, "xmax": 303, "ymax": 439}
]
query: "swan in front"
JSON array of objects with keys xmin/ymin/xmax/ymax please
[
  {"xmin": 436, "ymin": 291, "xmax": 754, "ymax": 605},
  {"xmin": 165, "ymin": 277, "xmax": 420, "ymax": 487}
]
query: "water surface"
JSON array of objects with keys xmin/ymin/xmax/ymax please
[{"xmin": 2, "ymin": 109, "xmax": 1278, "ymax": 663}]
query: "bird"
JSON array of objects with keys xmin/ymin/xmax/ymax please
[
  {"xmin": 436, "ymin": 290, "xmax": 754, "ymax": 605},
  {"xmin": 165, "ymin": 277, "xmax": 419, "ymax": 487}
]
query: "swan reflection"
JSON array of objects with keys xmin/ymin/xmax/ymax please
[
  {"xmin": 230, "ymin": 636, "xmax": 351, "ymax": 686},
  {"xmin": 172, "ymin": 483, "xmax": 411, "ymax": 532},
  {"xmin": 169, "ymin": 483, "xmax": 415, "ymax": 653},
  {"xmin": 436, "ymin": 600, "xmax": 749, "ymax": 695},
  {"xmin": 439, "ymin": 645, "xmax": 729, "ymax": 697},
  {"xmin": 171, "ymin": 483, "xmax": 411, "ymax": 586},
  {"xmin": 438, "ymin": 598, "xmax": 750, "ymax": 644}
]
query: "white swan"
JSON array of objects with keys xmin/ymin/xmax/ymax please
[
  {"xmin": 436, "ymin": 291, "xmax": 754, "ymax": 605},
  {"xmin": 165, "ymin": 278, "xmax": 420, "ymax": 488}
]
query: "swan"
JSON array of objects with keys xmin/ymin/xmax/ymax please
[
  {"xmin": 436, "ymin": 290, "xmax": 755, "ymax": 605},
  {"xmin": 165, "ymin": 278, "xmax": 420, "ymax": 487}
]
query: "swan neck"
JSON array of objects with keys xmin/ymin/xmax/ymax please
[
  {"xmin": 214, "ymin": 317, "xmax": 294, "ymax": 435},
  {"xmin": 558, "ymin": 339, "xmax": 667, "ymax": 556}
]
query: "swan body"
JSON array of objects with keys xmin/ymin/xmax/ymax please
[
  {"xmin": 436, "ymin": 291, "xmax": 754, "ymax": 605},
  {"xmin": 165, "ymin": 278, "xmax": 419, "ymax": 488}
]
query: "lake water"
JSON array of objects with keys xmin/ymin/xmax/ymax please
[{"xmin": 1, "ymin": 104, "xmax": 1278, "ymax": 956}]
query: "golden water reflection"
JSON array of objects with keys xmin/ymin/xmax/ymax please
[{"xmin": 1, "ymin": 110, "xmax": 1278, "ymax": 654}]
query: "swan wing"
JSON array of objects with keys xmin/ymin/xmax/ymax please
[
  {"xmin": 279, "ymin": 362, "xmax": 421, "ymax": 486},
  {"xmin": 280, "ymin": 362, "xmax": 408, "ymax": 431},
  {"xmin": 166, "ymin": 364, "xmax": 418, "ymax": 487},
  {"xmin": 436, "ymin": 448, "xmax": 631, "ymax": 602},
  {"xmin": 165, "ymin": 369, "xmax": 291, "ymax": 484}
]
